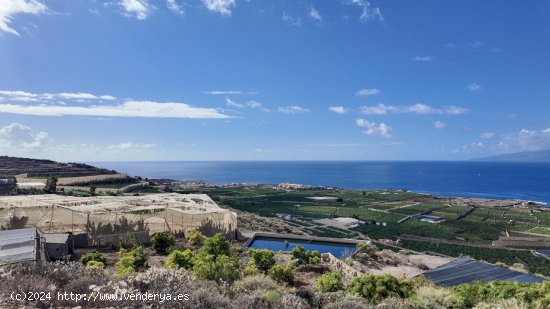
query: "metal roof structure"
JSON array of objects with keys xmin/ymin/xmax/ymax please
[
  {"xmin": 0, "ymin": 228, "xmax": 37, "ymax": 265},
  {"xmin": 423, "ymin": 257, "xmax": 545, "ymax": 287}
]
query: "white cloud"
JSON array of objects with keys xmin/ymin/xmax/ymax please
[
  {"xmin": 344, "ymin": 0, "xmax": 383, "ymax": 23},
  {"xmin": 414, "ymin": 56, "xmax": 433, "ymax": 62},
  {"xmin": 120, "ymin": 0, "xmax": 152, "ymax": 20},
  {"xmin": 166, "ymin": 0, "xmax": 184, "ymax": 15},
  {"xmin": 107, "ymin": 142, "xmax": 155, "ymax": 150},
  {"xmin": 204, "ymin": 90, "xmax": 258, "ymax": 95},
  {"xmin": 225, "ymin": 97, "xmax": 243, "ymax": 108},
  {"xmin": 0, "ymin": 123, "xmax": 49, "ymax": 152},
  {"xmin": 480, "ymin": 132, "xmax": 495, "ymax": 139},
  {"xmin": 0, "ymin": 90, "xmax": 116, "ymax": 102},
  {"xmin": 247, "ymin": 100, "xmax": 270, "ymax": 112},
  {"xmin": 0, "ymin": 89, "xmax": 230, "ymax": 118},
  {"xmin": 0, "ymin": 101, "xmax": 230, "ymax": 118},
  {"xmin": 309, "ymin": 6, "xmax": 322, "ymax": 22},
  {"xmin": 467, "ymin": 83, "xmax": 482, "ymax": 92},
  {"xmin": 202, "ymin": 0, "xmax": 236, "ymax": 16},
  {"xmin": 355, "ymin": 88, "xmax": 380, "ymax": 97},
  {"xmin": 278, "ymin": 105, "xmax": 310, "ymax": 114},
  {"xmin": 282, "ymin": 11, "xmax": 301, "ymax": 26},
  {"xmin": 328, "ymin": 106, "xmax": 347, "ymax": 114},
  {"xmin": 356, "ymin": 118, "xmax": 391, "ymax": 137},
  {"xmin": 360, "ymin": 103, "xmax": 396, "ymax": 115},
  {"xmin": 0, "ymin": 0, "xmax": 48, "ymax": 36},
  {"xmin": 360, "ymin": 103, "xmax": 468, "ymax": 115},
  {"xmin": 434, "ymin": 120, "xmax": 446, "ymax": 129},
  {"xmin": 497, "ymin": 128, "xmax": 550, "ymax": 152}
]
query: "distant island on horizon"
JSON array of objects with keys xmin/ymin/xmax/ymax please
[{"xmin": 472, "ymin": 149, "xmax": 550, "ymax": 162}]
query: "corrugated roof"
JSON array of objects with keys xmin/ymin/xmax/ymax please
[{"xmin": 423, "ymin": 257, "xmax": 545, "ymax": 287}]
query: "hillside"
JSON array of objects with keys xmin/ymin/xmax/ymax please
[
  {"xmin": 0, "ymin": 156, "xmax": 117, "ymax": 177},
  {"xmin": 472, "ymin": 150, "xmax": 550, "ymax": 162}
]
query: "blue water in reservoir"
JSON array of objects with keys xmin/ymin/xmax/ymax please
[
  {"xmin": 90, "ymin": 161, "xmax": 550, "ymax": 205},
  {"xmin": 248, "ymin": 236, "xmax": 357, "ymax": 258}
]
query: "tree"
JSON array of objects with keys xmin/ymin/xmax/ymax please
[
  {"xmin": 248, "ymin": 248, "xmax": 276, "ymax": 272},
  {"xmin": 308, "ymin": 250, "xmax": 321, "ymax": 264},
  {"xmin": 316, "ymin": 272, "xmax": 343, "ymax": 293},
  {"xmin": 267, "ymin": 263, "xmax": 295, "ymax": 285},
  {"xmin": 199, "ymin": 233, "xmax": 230, "ymax": 258},
  {"xmin": 164, "ymin": 249, "xmax": 194, "ymax": 270},
  {"xmin": 186, "ymin": 229, "xmax": 206, "ymax": 246},
  {"xmin": 290, "ymin": 246, "xmax": 321, "ymax": 264},
  {"xmin": 192, "ymin": 254, "xmax": 240, "ymax": 283},
  {"xmin": 290, "ymin": 246, "xmax": 309, "ymax": 263},
  {"xmin": 89, "ymin": 186, "xmax": 97, "ymax": 196},
  {"xmin": 151, "ymin": 232, "xmax": 176, "ymax": 254},
  {"xmin": 45, "ymin": 176, "xmax": 58, "ymax": 194},
  {"xmin": 347, "ymin": 274, "xmax": 412, "ymax": 304},
  {"xmin": 116, "ymin": 246, "xmax": 148, "ymax": 275}
]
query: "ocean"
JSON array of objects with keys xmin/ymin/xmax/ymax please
[{"xmin": 90, "ymin": 161, "xmax": 550, "ymax": 205}]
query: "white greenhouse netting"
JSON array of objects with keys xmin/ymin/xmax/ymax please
[{"xmin": 0, "ymin": 228, "xmax": 37, "ymax": 265}]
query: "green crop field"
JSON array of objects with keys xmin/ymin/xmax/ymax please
[{"xmin": 183, "ymin": 186, "xmax": 550, "ymax": 274}]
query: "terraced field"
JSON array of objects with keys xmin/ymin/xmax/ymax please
[{"xmin": 184, "ymin": 186, "xmax": 550, "ymax": 276}]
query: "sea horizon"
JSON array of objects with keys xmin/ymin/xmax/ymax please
[{"xmin": 90, "ymin": 161, "xmax": 550, "ymax": 205}]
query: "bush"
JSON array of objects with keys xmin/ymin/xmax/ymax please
[
  {"xmin": 248, "ymin": 248, "xmax": 276, "ymax": 271},
  {"xmin": 453, "ymin": 281, "xmax": 550, "ymax": 308},
  {"xmin": 187, "ymin": 229, "xmax": 206, "ymax": 246},
  {"xmin": 290, "ymin": 245, "xmax": 309, "ymax": 263},
  {"xmin": 115, "ymin": 246, "xmax": 148, "ymax": 275},
  {"xmin": 193, "ymin": 254, "xmax": 241, "ymax": 283},
  {"xmin": 308, "ymin": 250, "xmax": 321, "ymax": 264},
  {"xmin": 151, "ymin": 232, "xmax": 176, "ymax": 253},
  {"xmin": 243, "ymin": 265, "xmax": 260, "ymax": 277},
  {"xmin": 165, "ymin": 249, "xmax": 194, "ymax": 269},
  {"xmin": 267, "ymin": 264, "xmax": 295, "ymax": 285},
  {"xmin": 412, "ymin": 285, "xmax": 464, "ymax": 309},
  {"xmin": 356, "ymin": 241, "xmax": 378, "ymax": 257},
  {"xmin": 85, "ymin": 260, "xmax": 105, "ymax": 269},
  {"xmin": 316, "ymin": 272, "xmax": 343, "ymax": 293},
  {"xmin": 290, "ymin": 245, "xmax": 321, "ymax": 265},
  {"xmin": 347, "ymin": 274, "xmax": 413, "ymax": 304},
  {"xmin": 233, "ymin": 275, "xmax": 280, "ymax": 294},
  {"xmin": 79, "ymin": 250, "xmax": 106, "ymax": 266},
  {"xmin": 199, "ymin": 233, "xmax": 230, "ymax": 258}
]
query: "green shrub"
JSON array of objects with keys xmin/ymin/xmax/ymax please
[
  {"xmin": 347, "ymin": 274, "xmax": 413, "ymax": 304},
  {"xmin": 151, "ymin": 232, "xmax": 176, "ymax": 253},
  {"xmin": 267, "ymin": 263, "xmax": 295, "ymax": 285},
  {"xmin": 248, "ymin": 248, "xmax": 276, "ymax": 271},
  {"xmin": 164, "ymin": 249, "xmax": 194, "ymax": 269},
  {"xmin": 315, "ymin": 271, "xmax": 343, "ymax": 293},
  {"xmin": 79, "ymin": 250, "xmax": 106, "ymax": 266},
  {"xmin": 233, "ymin": 275, "xmax": 280, "ymax": 294},
  {"xmin": 187, "ymin": 229, "xmax": 206, "ymax": 246},
  {"xmin": 115, "ymin": 246, "xmax": 148, "ymax": 275},
  {"xmin": 199, "ymin": 233, "xmax": 230, "ymax": 258},
  {"xmin": 453, "ymin": 281, "xmax": 550, "ymax": 308},
  {"xmin": 356, "ymin": 241, "xmax": 378, "ymax": 257},
  {"xmin": 192, "ymin": 254, "xmax": 241, "ymax": 283},
  {"xmin": 290, "ymin": 246, "xmax": 321, "ymax": 264},
  {"xmin": 290, "ymin": 246, "xmax": 309, "ymax": 263},
  {"xmin": 243, "ymin": 265, "xmax": 260, "ymax": 277},
  {"xmin": 84, "ymin": 260, "xmax": 105, "ymax": 269},
  {"xmin": 308, "ymin": 250, "xmax": 321, "ymax": 264}
]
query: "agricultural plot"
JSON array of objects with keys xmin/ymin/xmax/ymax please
[
  {"xmin": 187, "ymin": 186, "xmax": 550, "ymax": 275},
  {"xmin": 400, "ymin": 239, "xmax": 550, "ymax": 276}
]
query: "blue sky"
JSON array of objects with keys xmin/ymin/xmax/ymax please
[{"xmin": 0, "ymin": 0, "xmax": 549, "ymax": 161}]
